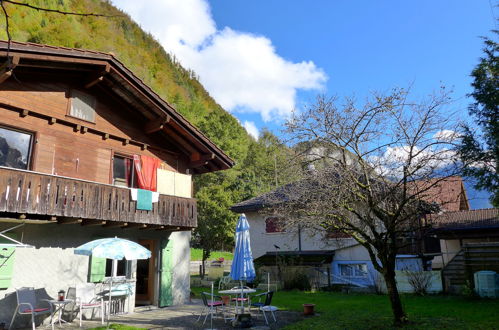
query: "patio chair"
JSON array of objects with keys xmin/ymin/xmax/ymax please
[
  {"xmin": 8, "ymin": 287, "xmax": 54, "ymax": 330},
  {"xmin": 72, "ymin": 283, "xmax": 104, "ymax": 327},
  {"xmin": 196, "ymin": 292, "xmax": 228, "ymax": 326},
  {"xmin": 254, "ymin": 291, "xmax": 278, "ymax": 325},
  {"xmin": 218, "ymin": 275, "xmax": 232, "ymax": 290}
]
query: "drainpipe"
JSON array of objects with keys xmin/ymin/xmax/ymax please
[{"xmin": 298, "ymin": 224, "xmax": 302, "ymax": 251}]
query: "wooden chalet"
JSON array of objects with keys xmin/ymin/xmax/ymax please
[{"xmin": 0, "ymin": 41, "xmax": 233, "ymax": 325}]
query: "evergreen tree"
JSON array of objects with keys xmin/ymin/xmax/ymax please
[{"xmin": 459, "ymin": 31, "xmax": 499, "ymax": 207}]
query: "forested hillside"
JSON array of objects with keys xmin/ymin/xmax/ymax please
[{"xmin": 0, "ymin": 0, "xmax": 295, "ymax": 254}]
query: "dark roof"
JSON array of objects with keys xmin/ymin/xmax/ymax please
[
  {"xmin": 231, "ymin": 182, "xmax": 301, "ymax": 213},
  {"xmin": 430, "ymin": 208, "xmax": 499, "ymax": 231},
  {"xmin": 0, "ymin": 41, "xmax": 234, "ymax": 173}
]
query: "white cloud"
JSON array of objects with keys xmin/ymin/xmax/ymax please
[
  {"xmin": 243, "ymin": 121, "xmax": 259, "ymax": 140},
  {"xmin": 111, "ymin": 0, "xmax": 327, "ymax": 122},
  {"xmin": 433, "ymin": 129, "xmax": 459, "ymax": 142},
  {"xmin": 370, "ymin": 145, "xmax": 458, "ymax": 178}
]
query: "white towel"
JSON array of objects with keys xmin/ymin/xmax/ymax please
[{"xmin": 130, "ymin": 189, "xmax": 159, "ymax": 203}]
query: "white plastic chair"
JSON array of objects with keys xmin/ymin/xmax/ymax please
[
  {"xmin": 8, "ymin": 287, "xmax": 53, "ymax": 330},
  {"xmin": 258, "ymin": 291, "xmax": 278, "ymax": 325},
  {"xmin": 73, "ymin": 284, "xmax": 104, "ymax": 327}
]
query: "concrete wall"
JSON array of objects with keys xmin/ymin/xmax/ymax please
[
  {"xmin": 0, "ymin": 222, "xmax": 190, "ymax": 327},
  {"xmin": 246, "ymin": 211, "xmax": 356, "ymax": 259},
  {"xmin": 170, "ymin": 231, "xmax": 191, "ymax": 305}
]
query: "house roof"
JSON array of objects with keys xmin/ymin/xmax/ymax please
[
  {"xmin": 232, "ymin": 176, "xmax": 470, "ymax": 214},
  {"xmin": 231, "ymin": 182, "xmax": 300, "ymax": 213},
  {"xmin": 0, "ymin": 41, "xmax": 234, "ymax": 173},
  {"xmin": 430, "ymin": 208, "xmax": 499, "ymax": 231},
  {"xmin": 411, "ymin": 176, "xmax": 470, "ymax": 212}
]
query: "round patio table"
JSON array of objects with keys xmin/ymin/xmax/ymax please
[{"xmin": 219, "ymin": 288, "xmax": 256, "ymax": 314}]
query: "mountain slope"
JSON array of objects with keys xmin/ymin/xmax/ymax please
[{"xmin": 1, "ymin": 0, "xmax": 251, "ymax": 161}]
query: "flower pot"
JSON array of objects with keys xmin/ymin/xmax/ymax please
[
  {"xmin": 221, "ymin": 295, "xmax": 230, "ymax": 305},
  {"xmin": 303, "ymin": 303, "xmax": 315, "ymax": 316}
]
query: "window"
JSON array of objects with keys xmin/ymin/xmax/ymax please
[
  {"xmin": 113, "ymin": 155, "xmax": 136, "ymax": 187},
  {"xmin": 0, "ymin": 126, "xmax": 33, "ymax": 170},
  {"xmin": 339, "ymin": 263, "xmax": 368, "ymax": 278},
  {"xmin": 69, "ymin": 90, "xmax": 96, "ymax": 122},
  {"xmin": 265, "ymin": 217, "xmax": 285, "ymax": 233},
  {"xmin": 106, "ymin": 259, "xmax": 127, "ymax": 277}
]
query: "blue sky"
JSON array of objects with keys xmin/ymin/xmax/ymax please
[
  {"xmin": 112, "ymin": 0, "xmax": 496, "ymax": 208},
  {"xmin": 209, "ymin": 0, "xmax": 496, "ymax": 131}
]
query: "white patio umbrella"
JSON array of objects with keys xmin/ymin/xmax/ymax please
[{"xmin": 74, "ymin": 237, "xmax": 151, "ymax": 327}]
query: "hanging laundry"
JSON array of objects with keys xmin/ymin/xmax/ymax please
[
  {"xmin": 136, "ymin": 188, "xmax": 153, "ymax": 211},
  {"xmin": 131, "ymin": 189, "xmax": 159, "ymax": 203},
  {"xmin": 133, "ymin": 155, "xmax": 161, "ymax": 191}
]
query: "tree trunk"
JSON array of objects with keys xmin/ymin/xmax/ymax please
[{"xmin": 383, "ymin": 269, "xmax": 408, "ymax": 325}]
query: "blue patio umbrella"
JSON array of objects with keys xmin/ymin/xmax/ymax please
[
  {"xmin": 74, "ymin": 237, "xmax": 151, "ymax": 327},
  {"xmin": 230, "ymin": 214, "xmax": 255, "ymax": 313}
]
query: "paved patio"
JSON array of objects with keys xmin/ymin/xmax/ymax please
[{"xmin": 18, "ymin": 299, "xmax": 303, "ymax": 330}]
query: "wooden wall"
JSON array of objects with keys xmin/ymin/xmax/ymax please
[{"xmin": 0, "ymin": 76, "xmax": 189, "ymax": 185}]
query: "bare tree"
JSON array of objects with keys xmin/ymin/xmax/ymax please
[{"xmin": 266, "ymin": 87, "xmax": 465, "ymax": 325}]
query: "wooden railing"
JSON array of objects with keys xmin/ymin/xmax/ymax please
[{"xmin": 0, "ymin": 166, "xmax": 197, "ymax": 228}]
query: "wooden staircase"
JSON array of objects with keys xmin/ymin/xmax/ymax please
[{"xmin": 442, "ymin": 243, "xmax": 499, "ymax": 293}]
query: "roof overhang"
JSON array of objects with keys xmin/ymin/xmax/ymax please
[
  {"xmin": 0, "ymin": 41, "xmax": 235, "ymax": 173},
  {"xmin": 255, "ymin": 250, "xmax": 335, "ymax": 265}
]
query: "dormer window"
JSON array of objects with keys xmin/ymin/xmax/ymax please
[{"xmin": 69, "ymin": 90, "xmax": 96, "ymax": 122}]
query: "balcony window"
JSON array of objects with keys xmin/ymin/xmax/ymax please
[
  {"xmin": 113, "ymin": 155, "xmax": 136, "ymax": 187},
  {"xmin": 0, "ymin": 126, "xmax": 33, "ymax": 170},
  {"xmin": 69, "ymin": 90, "xmax": 96, "ymax": 122}
]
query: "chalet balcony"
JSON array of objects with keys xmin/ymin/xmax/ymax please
[{"xmin": 0, "ymin": 166, "xmax": 197, "ymax": 229}]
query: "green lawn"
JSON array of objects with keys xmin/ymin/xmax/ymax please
[
  {"xmin": 190, "ymin": 248, "xmax": 233, "ymax": 261},
  {"xmin": 190, "ymin": 287, "xmax": 499, "ymax": 329}
]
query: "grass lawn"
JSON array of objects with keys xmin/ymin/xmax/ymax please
[
  {"xmin": 190, "ymin": 287, "xmax": 499, "ymax": 329},
  {"xmin": 190, "ymin": 248, "xmax": 233, "ymax": 261}
]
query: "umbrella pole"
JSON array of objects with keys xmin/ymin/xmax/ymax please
[
  {"xmin": 211, "ymin": 282, "xmax": 214, "ymax": 330},
  {"xmin": 240, "ymin": 280, "xmax": 243, "ymax": 314},
  {"xmin": 107, "ymin": 260, "xmax": 116, "ymax": 329}
]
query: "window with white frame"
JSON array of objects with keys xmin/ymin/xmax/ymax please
[{"xmin": 339, "ymin": 263, "xmax": 368, "ymax": 278}]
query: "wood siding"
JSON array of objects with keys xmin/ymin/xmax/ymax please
[
  {"xmin": 0, "ymin": 76, "xmax": 189, "ymax": 182},
  {"xmin": 0, "ymin": 166, "xmax": 196, "ymax": 228},
  {"xmin": 442, "ymin": 243, "xmax": 499, "ymax": 293}
]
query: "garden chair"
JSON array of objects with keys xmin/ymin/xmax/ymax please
[
  {"xmin": 196, "ymin": 292, "xmax": 228, "ymax": 326},
  {"xmin": 252, "ymin": 291, "xmax": 278, "ymax": 325},
  {"xmin": 70, "ymin": 283, "xmax": 104, "ymax": 327},
  {"xmin": 8, "ymin": 287, "xmax": 54, "ymax": 330},
  {"xmin": 217, "ymin": 275, "xmax": 232, "ymax": 290}
]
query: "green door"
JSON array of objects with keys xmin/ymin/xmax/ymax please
[
  {"xmin": 158, "ymin": 237, "xmax": 174, "ymax": 307},
  {"xmin": 0, "ymin": 234, "xmax": 17, "ymax": 289}
]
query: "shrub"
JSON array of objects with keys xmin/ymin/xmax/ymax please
[
  {"xmin": 404, "ymin": 270, "xmax": 434, "ymax": 296},
  {"xmin": 284, "ymin": 272, "xmax": 311, "ymax": 291}
]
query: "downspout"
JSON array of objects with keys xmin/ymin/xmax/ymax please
[{"xmin": 298, "ymin": 224, "xmax": 302, "ymax": 251}]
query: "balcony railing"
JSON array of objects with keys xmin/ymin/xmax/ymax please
[{"xmin": 0, "ymin": 166, "xmax": 197, "ymax": 228}]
